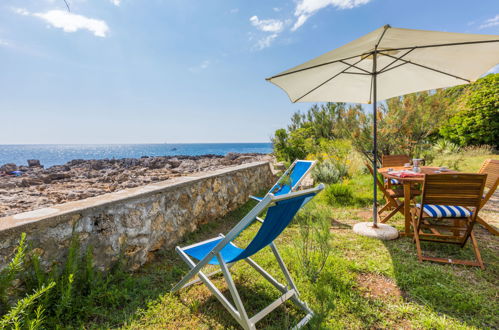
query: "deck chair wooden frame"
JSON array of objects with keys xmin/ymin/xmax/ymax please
[
  {"xmin": 172, "ymin": 185, "xmax": 325, "ymax": 329},
  {"xmin": 250, "ymin": 159, "xmax": 316, "ymax": 202},
  {"xmin": 476, "ymin": 159, "xmax": 499, "ymax": 236},
  {"xmin": 365, "ymin": 162, "xmax": 419, "ymax": 223},
  {"xmin": 411, "ymin": 173, "xmax": 487, "ymax": 269}
]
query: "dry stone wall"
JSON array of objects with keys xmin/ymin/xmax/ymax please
[{"xmin": 0, "ymin": 162, "xmax": 274, "ymax": 271}]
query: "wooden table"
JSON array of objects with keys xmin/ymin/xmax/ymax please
[{"xmin": 378, "ymin": 166, "xmax": 458, "ymax": 236}]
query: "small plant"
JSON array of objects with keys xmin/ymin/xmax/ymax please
[
  {"xmin": 433, "ymin": 139, "xmax": 461, "ymax": 155},
  {"xmin": 0, "ymin": 233, "xmax": 55, "ymax": 329},
  {"xmin": 293, "ymin": 208, "xmax": 332, "ymax": 283},
  {"xmin": 0, "ymin": 283, "xmax": 55, "ymax": 329},
  {"xmin": 312, "ymin": 160, "xmax": 348, "ymax": 184},
  {"xmin": 324, "ymin": 183, "xmax": 354, "ymax": 206},
  {"xmin": 0, "ymin": 233, "xmax": 28, "ymax": 312}
]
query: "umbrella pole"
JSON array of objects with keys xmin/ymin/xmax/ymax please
[{"xmin": 372, "ymin": 51, "xmax": 378, "ymax": 228}]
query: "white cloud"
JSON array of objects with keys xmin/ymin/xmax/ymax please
[
  {"xmin": 229, "ymin": 8, "xmax": 239, "ymax": 14},
  {"xmin": 13, "ymin": 8, "xmax": 30, "ymax": 16},
  {"xmin": 292, "ymin": 0, "xmax": 372, "ymax": 31},
  {"xmin": 250, "ymin": 16, "xmax": 284, "ymax": 33},
  {"xmin": 111, "ymin": 0, "xmax": 121, "ymax": 6},
  {"xmin": 273, "ymin": 7, "xmax": 281, "ymax": 12},
  {"xmin": 479, "ymin": 14, "xmax": 499, "ymax": 29},
  {"xmin": 16, "ymin": 9, "xmax": 110, "ymax": 37},
  {"xmin": 0, "ymin": 39, "xmax": 9, "ymax": 47},
  {"xmin": 255, "ymin": 33, "xmax": 278, "ymax": 50},
  {"xmin": 189, "ymin": 60, "xmax": 211, "ymax": 73},
  {"xmin": 486, "ymin": 64, "xmax": 499, "ymax": 74}
]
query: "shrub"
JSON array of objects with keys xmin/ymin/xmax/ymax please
[
  {"xmin": 293, "ymin": 208, "xmax": 332, "ymax": 283},
  {"xmin": 311, "ymin": 160, "xmax": 348, "ymax": 184},
  {"xmin": 0, "ymin": 233, "xmax": 55, "ymax": 329},
  {"xmin": 0, "ymin": 232, "xmax": 141, "ymax": 328},
  {"xmin": 439, "ymin": 73, "xmax": 499, "ymax": 147},
  {"xmin": 324, "ymin": 183, "xmax": 354, "ymax": 207}
]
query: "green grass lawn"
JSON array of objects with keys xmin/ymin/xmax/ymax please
[
  {"xmin": 111, "ymin": 199, "xmax": 498, "ymax": 329},
  {"xmin": 76, "ymin": 154, "xmax": 498, "ymax": 329}
]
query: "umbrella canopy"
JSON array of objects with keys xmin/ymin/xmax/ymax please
[
  {"xmin": 266, "ymin": 25, "xmax": 499, "ymax": 227},
  {"xmin": 267, "ymin": 25, "xmax": 499, "ymax": 104}
]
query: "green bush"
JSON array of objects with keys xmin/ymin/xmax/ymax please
[
  {"xmin": 0, "ymin": 232, "xmax": 144, "ymax": 328},
  {"xmin": 440, "ymin": 74, "xmax": 499, "ymax": 147},
  {"xmin": 312, "ymin": 160, "xmax": 348, "ymax": 184},
  {"xmin": 324, "ymin": 184, "xmax": 354, "ymax": 207}
]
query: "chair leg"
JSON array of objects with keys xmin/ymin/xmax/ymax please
[
  {"xmin": 380, "ymin": 203, "xmax": 404, "ymax": 223},
  {"xmin": 217, "ymin": 254, "xmax": 253, "ymax": 329},
  {"xmin": 469, "ymin": 232, "xmax": 485, "ymax": 270},
  {"xmin": 378, "ymin": 202, "xmax": 392, "ymax": 214},
  {"xmin": 412, "ymin": 217, "xmax": 423, "ymax": 262},
  {"xmin": 244, "ymin": 256, "xmax": 314, "ymax": 328},
  {"xmin": 175, "ymin": 248, "xmax": 244, "ymax": 325}
]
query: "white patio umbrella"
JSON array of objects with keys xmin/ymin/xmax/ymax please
[{"xmin": 266, "ymin": 25, "xmax": 499, "ymax": 235}]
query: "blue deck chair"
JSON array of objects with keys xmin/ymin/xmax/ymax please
[
  {"xmin": 171, "ymin": 184, "xmax": 325, "ymax": 329},
  {"xmin": 250, "ymin": 159, "xmax": 316, "ymax": 202}
]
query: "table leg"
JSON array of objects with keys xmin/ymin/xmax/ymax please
[{"xmin": 403, "ymin": 182, "xmax": 412, "ymax": 237}]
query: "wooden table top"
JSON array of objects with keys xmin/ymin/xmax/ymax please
[{"xmin": 378, "ymin": 166, "xmax": 458, "ymax": 182}]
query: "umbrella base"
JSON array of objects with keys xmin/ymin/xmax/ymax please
[{"xmin": 353, "ymin": 222, "xmax": 399, "ymax": 240}]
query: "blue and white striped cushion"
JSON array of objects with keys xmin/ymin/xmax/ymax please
[
  {"xmin": 416, "ymin": 204, "xmax": 472, "ymax": 218},
  {"xmin": 384, "ymin": 178, "xmax": 401, "ymax": 185}
]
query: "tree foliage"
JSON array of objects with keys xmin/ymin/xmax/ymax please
[
  {"xmin": 272, "ymin": 74, "xmax": 497, "ymax": 167},
  {"xmin": 439, "ymin": 73, "xmax": 499, "ymax": 147}
]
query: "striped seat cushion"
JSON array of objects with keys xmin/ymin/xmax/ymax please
[
  {"xmin": 416, "ymin": 204, "xmax": 472, "ymax": 218},
  {"xmin": 384, "ymin": 178, "xmax": 401, "ymax": 185}
]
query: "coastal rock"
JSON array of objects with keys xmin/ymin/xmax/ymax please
[
  {"xmin": 0, "ymin": 153, "xmax": 273, "ymax": 218},
  {"xmin": 0, "ymin": 163, "xmax": 17, "ymax": 173},
  {"xmin": 224, "ymin": 152, "xmax": 239, "ymax": 161},
  {"xmin": 167, "ymin": 158, "xmax": 181, "ymax": 168},
  {"xmin": 27, "ymin": 159, "xmax": 41, "ymax": 168}
]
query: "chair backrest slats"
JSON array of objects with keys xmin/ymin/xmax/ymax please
[
  {"xmin": 478, "ymin": 159, "xmax": 499, "ymax": 193},
  {"xmin": 421, "ymin": 174, "xmax": 486, "ymax": 208},
  {"xmin": 382, "ymin": 154, "xmax": 411, "ymax": 168}
]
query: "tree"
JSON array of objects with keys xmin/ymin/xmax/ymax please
[{"xmin": 439, "ymin": 73, "xmax": 499, "ymax": 147}]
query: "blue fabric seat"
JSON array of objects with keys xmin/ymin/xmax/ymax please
[
  {"xmin": 384, "ymin": 178, "xmax": 401, "ymax": 185},
  {"xmin": 416, "ymin": 203, "xmax": 472, "ymax": 218},
  {"xmin": 184, "ymin": 238, "xmax": 244, "ymax": 265},
  {"xmin": 184, "ymin": 192, "xmax": 315, "ymax": 265}
]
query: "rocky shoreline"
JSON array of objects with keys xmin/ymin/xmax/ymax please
[{"xmin": 0, "ymin": 153, "xmax": 273, "ymax": 218}]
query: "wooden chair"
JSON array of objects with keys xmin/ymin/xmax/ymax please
[
  {"xmin": 381, "ymin": 154, "xmax": 411, "ymax": 187},
  {"xmin": 365, "ymin": 162, "xmax": 420, "ymax": 223},
  {"xmin": 476, "ymin": 159, "xmax": 499, "ymax": 236},
  {"xmin": 381, "ymin": 154, "xmax": 411, "ymax": 168},
  {"xmin": 411, "ymin": 173, "xmax": 487, "ymax": 269}
]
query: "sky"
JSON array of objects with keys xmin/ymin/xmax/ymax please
[{"xmin": 0, "ymin": 0, "xmax": 498, "ymax": 144}]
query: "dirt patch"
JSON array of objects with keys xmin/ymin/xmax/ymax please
[
  {"xmin": 356, "ymin": 273, "xmax": 404, "ymax": 303},
  {"xmin": 357, "ymin": 210, "xmax": 373, "ymax": 220}
]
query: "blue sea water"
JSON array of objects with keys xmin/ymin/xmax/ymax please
[{"xmin": 0, "ymin": 143, "xmax": 273, "ymax": 168}]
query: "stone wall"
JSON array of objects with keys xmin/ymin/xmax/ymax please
[{"xmin": 0, "ymin": 162, "xmax": 274, "ymax": 271}]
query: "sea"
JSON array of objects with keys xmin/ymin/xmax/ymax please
[{"xmin": 0, "ymin": 143, "xmax": 273, "ymax": 168}]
